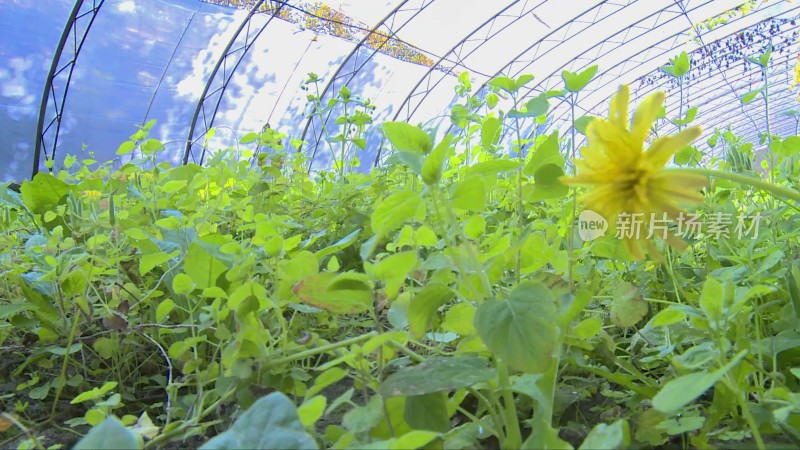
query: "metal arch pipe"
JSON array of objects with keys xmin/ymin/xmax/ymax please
[
  {"xmin": 544, "ymin": 37, "xmax": 796, "ymax": 141},
  {"xmin": 300, "ymin": 0, "xmax": 438, "ymax": 172},
  {"xmin": 606, "ymin": 9, "xmax": 800, "ymax": 112},
  {"xmin": 540, "ymin": 3, "xmax": 800, "ymax": 138},
  {"xmin": 391, "ymin": 0, "xmax": 535, "ymax": 122},
  {"xmin": 32, "ymin": 0, "xmax": 105, "ymax": 178},
  {"xmin": 553, "ymin": 6, "xmax": 800, "ymax": 135},
  {"xmin": 468, "ymin": 0, "xmax": 609, "ymax": 102},
  {"xmin": 195, "ymin": 4, "xmax": 286, "ymax": 165},
  {"xmin": 298, "ymin": 0, "xmax": 412, "ymax": 164},
  {"xmin": 510, "ymin": 3, "xmax": 693, "ymax": 103},
  {"xmin": 667, "ymin": 55, "xmax": 797, "ymax": 131},
  {"xmin": 374, "ymin": 0, "xmax": 605, "ymax": 168},
  {"xmin": 489, "ymin": 2, "xmax": 691, "ymax": 145},
  {"xmin": 424, "ymin": 0, "xmax": 607, "ymax": 144},
  {"xmin": 183, "ymin": 0, "xmax": 271, "ymax": 165},
  {"xmin": 692, "ymin": 84, "xmax": 797, "ymax": 137},
  {"xmin": 373, "ymin": 0, "xmax": 539, "ymax": 166}
]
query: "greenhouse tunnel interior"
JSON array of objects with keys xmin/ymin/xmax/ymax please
[
  {"xmin": 3, "ymin": 0, "xmax": 800, "ymax": 448},
  {"xmin": 1, "ymin": 0, "xmax": 800, "ymax": 183}
]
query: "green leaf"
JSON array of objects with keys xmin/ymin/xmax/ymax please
[
  {"xmin": 294, "ymin": 272, "xmax": 373, "ymax": 314},
  {"xmin": 741, "ymin": 88, "xmax": 763, "ymax": 105},
  {"xmin": 699, "ymin": 277, "xmax": 724, "ymax": 326},
  {"xmin": 787, "ymin": 260, "xmax": 800, "ymax": 319},
  {"xmin": 466, "ymin": 159, "xmax": 521, "ymax": 177},
  {"xmin": 390, "ymin": 150, "xmax": 424, "ymax": 175},
  {"xmin": 184, "ymin": 242, "xmax": 227, "ymax": 290},
  {"xmin": 442, "ymin": 303, "xmax": 476, "ymax": 335},
  {"xmin": 116, "ymin": 140, "xmax": 137, "ymax": 155},
  {"xmin": 200, "ymin": 392, "xmax": 318, "ymax": 450},
  {"xmin": 343, "ymin": 396, "xmax": 384, "ymax": 434},
  {"xmin": 650, "ymin": 307, "xmax": 686, "ymax": 327},
  {"xmin": 748, "ymin": 47, "xmax": 772, "ymax": 68},
  {"xmin": 452, "ymin": 175, "xmax": 486, "ymax": 212},
  {"xmin": 380, "ymin": 356, "xmax": 495, "ymax": 397},
  {"xmin": 574, "ymin": 115, "xmax": 596, "ymax": 134},
  {"xmin": 20, "ymin": 172, "xmax": 71, "ymax": 214},
  {"xmin": 422, "ymin": 134, "xmax": 452, "ymax": 185},
  {"xmin": 140, "ymin": 139, "xmax": 164, "ymax": 154},
  {"xmin": 73, "ymin": 417, "xmax": 141, "ymax": 450},
  {"xmin": 139, "ymin": 250, "xmax": 178, "ymax": 276},
  {"xmin": 509, "ymin": 94, "xmax": 550, "ymax": 118},
  {"xmin": 481, "ymin": 116, "xmax": 502, "ymax": 150},
  {"xmin": 661, "ymin": 51, "xmax": 690, "ymax": 78},
  {"xmin": 240, "ymin": 132, "xmax": 259, "ymax": 144},
  {"xmin": 475, "ymin": 281, "xmax": 558, "ymax": 373},
  {"xmin": 0, "ymin": 303, "xmax": 33, "ymax": 320},
  {"xmin": 652, "ymin": 350, "xmax": 748, "ymax": 415},
  {"xmin": 374, "ymin": 251, "xmax": 418, "ymax": 299},
  {"xmin": 382, "ymin": 122, "xmax": 432, "ymax": 154},
  {"xmin": 528, "ymin": 164, "xmax": 569, "ymax": 201},
  {"xmin": 573, "ymin": 317, "xmax": 603, "ymax": 339},
  {"xmin": 156, "ymin": 299, "xmax": 175, "ymax": 323},
  {"xmin": 488, "ymin": 76, "xmax": 517, "ymax": 94},
  {"xmin": 298, "ymin": 396, "xmax": 327, "ymax": 428},
  {"xmin": 782, "ymin": 136, "xmax": 800, "ymax": 157},
  {"xmin": 388, "ymin": 431, "xmax": 439, "ymax": 450},
  {"xmin": 172, "ymin": 273, "xmax": 195, "ymax": 296},
  {"xmin": 404, "ymin": 392, "xmax": 450, "ymax": 433},
  {"xmin": 486, "ymin": 92, "xmax": 499, "ymax": 109},
  {"xmin": 673, "ymin": 145, "xmax": 698, "ymax": 165},
  {"xmin": 464, "ymin": 215, "xmax": 486, "ymax": 240},
  {"xmin": 371, "ymin": 191, "xmax": 424, "ymax": 236},
  {"xmin": 161, "ymin": 180, "xmax": 187, "ymax": 194},
  {"xmin": 515, "ymin": 74, "xmax": 535, "ymax": 90},
  {"xmin": 71, "ymin": 382, "xmax": 118, "ymax": 404},
  {"xmin": 609, "ymin": 283, "xmax": 648, "ymax": 328},
  {"xmin": 408, "ymin": 283, "xmax": 455, "ymax": 338},
  {"xmin": 315, "ymin": 229, "xmax": 361, "ymax": 259},
  {"xmin": 524, "ymin": 131, "xmax": 562, "ymax": 176},
  {"xmin": 562, "ymin": 65, "xmax": 598, "ymax": 92},
  {"xmin": 579, "ymin": 420, "xmax": 630, "ymax": 450},
  {"xmin": 307, "ymin": 368, "xmax": 348, "ymax": 399},
  {"xmin": 673, "ymin": 106, "xmax": 698, "ymax": 126}
]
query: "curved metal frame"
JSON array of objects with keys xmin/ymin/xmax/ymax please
[
  {"xmin": 299, "ymin": 0, "xmax": 437, "ymax": 171},
  {"xmin": 32, "ymin": 0, "xmax": 105, "ymax": 178},
  {"xmin": 391, "ymin": 0, "xmax": 542, "ymax": 122},
  {"xmin": 538, "ymin": 2, "xmax": 800, "ymax": 143},
  {"xmin": 374, "ymin": 0, "xmax": 551, "ymax": 166},
  {"xmin": 183, "ymin": 0, "xmax": 285, "ymax": 165},
  {"xmin": 584, "ymin": 5, "xmax": 800, "ymax": 135}
]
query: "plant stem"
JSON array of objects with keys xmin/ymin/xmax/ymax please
[
  {"xmin": 682, "ymin": 168, "xmax": 800, "ymax": 202},
  {"xmin": 270, "ymin": 331, "xmax": 376, "ymax": 366},
  {"xmin": 498, "ymin": 361, "xmax": 522, "ymax": 449},
  {"xmin": 514, "ymin": 94, "xmax": 524, "ymax": 285},
  {"xmin": 50, "ymin": 307, "xmax": 81, "ymax": 419},
  {"xmin": 567, "ymin": 94, "xmax": 578, "ymax": 290}
]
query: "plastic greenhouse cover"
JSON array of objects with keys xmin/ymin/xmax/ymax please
[{"xmin": 1, "ymin": 0, "xmax": 799, "ymax": 182}]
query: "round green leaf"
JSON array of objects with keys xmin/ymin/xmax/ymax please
[
  {"xmin": 475, "ymin": 281, "xmax": 558, "ymax": 373},
  {"xmin": 372, "ymin": 191, "xmax": 425, "ymax": 236},
  {"xmin": 380, "ymin": 356, "xmax": 495, "ymax": 397}
]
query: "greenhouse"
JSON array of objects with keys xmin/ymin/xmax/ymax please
[{"xmin": 1, "ymin": 0, "xmax": 799, "ymax": 448}]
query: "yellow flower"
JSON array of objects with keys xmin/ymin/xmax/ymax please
[
  {"xmin": 82, "ymin": 190, "xmax": 102, "ymax": 200},
  {"xmin": 561, "ymin": 85, "xmax": 708, "ymax": 260}
]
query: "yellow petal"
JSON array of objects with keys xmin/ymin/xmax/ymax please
[
  {"xmin": 610, "ymin": 85, "xmax": 630, "ymax": 129},
  {"xmin": 645, "ymin": 127, "xmax": 702, "ymax": 168},
  {"xmin": 631, "ymin": 91, "xmax": 665, "ymax": 143},
  {"xmin": 588, "ymin": 120, "xmax": 639, "ymax": 164}
]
